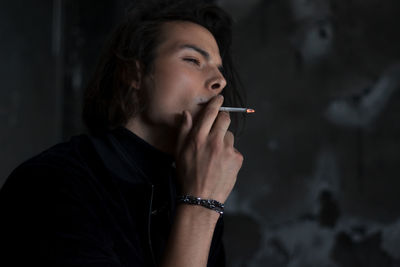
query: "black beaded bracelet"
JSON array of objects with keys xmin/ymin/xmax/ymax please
[{"xmin": 176, "ymin": 195, "xmax": 225, "ymax": 216}]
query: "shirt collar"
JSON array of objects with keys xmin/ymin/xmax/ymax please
[{"xmin": 110, "ymin": 126, "xmax": 175, "ymax": 185}]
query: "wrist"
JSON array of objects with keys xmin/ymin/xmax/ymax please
[
  {"xmin": 176, "ymin": 195, "xmax": 224, "ymax": 217},
  {"xmin": 176, "ymin": 204, "xmax": 220, "ymax": 224}
]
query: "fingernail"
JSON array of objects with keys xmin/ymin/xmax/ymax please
[{"xmin": 218, "ymin": 95, "xmax": 224, "ymax": 101}]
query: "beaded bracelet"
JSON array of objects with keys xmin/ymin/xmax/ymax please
[{"xmin": 176, "ymin": 195, "xmax": 225, "ymax": 216}]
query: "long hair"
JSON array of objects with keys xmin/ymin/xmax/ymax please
[{"xmin": 82, "ymin": 0, "xmax": 246, "ymax": 136}]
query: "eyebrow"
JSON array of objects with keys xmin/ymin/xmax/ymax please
[{"xmin": 179, "ymin": 44, "xmax": 224, "ymax": 72}]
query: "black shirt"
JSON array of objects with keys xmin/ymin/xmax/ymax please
[{"xmin": 0, "ymin": 127, "xmax": 225, "ymax": 266}]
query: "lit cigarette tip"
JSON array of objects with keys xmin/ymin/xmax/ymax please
[{"xmin": 246, "ymin": 109, "xmax": 255, "ymax": 113}]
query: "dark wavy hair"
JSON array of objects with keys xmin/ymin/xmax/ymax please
[{"xmin": 82, "ymin": 0, "xmax": 245, "ymax": 136}]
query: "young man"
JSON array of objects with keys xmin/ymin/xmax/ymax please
[{"xmin": 0, "ymin": 1, "xmax": 245, "ymax": 266}]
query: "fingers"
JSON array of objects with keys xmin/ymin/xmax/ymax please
[
  {"xmin": 210, "ymin": 111, "xmax": 231, "ymax": 142},
  {"xmin": 176, "ymin": 110, "xmax": 193, "ymax": 157},
  {"xmin": 191, "ymin": 95, "xmax": 224, "ymax": 141},
  {"xmin": 225, "ymin": 131, "xmax": 243, "ymax": 164},
  {"xmin": 224, "ymin": 130, "xmax": 234, "ymax": 147}
]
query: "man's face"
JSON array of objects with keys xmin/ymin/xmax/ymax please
[{"xmin": 137, "ymin": 21, "xmax": 227, "ymax": 132}]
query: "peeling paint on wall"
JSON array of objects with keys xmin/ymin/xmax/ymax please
[
  {"xmin": 223, "ymin": 0, "xmax": 400, "ymax": 266},
  {"xmin": 326, "ymin": 63, "xmax": 400, "ymax": 128}
]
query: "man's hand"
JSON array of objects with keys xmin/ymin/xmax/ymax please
[{"xmin": 175, "ymin": 95, "xmax": 244, "ymax": 203}]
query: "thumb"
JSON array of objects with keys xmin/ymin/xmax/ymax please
[{"xmin": 176, "ymin": 110, "xmax": 192, "ymax": 157}]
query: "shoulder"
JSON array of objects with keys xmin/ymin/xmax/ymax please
[
  {"xmin": 20, "ymin": 134, "xmax": 96, "ymax": 174},
  {"xmin": 1, "ymin": 131, "xmax": 149, "ymax": 203},
  {"xmin": 1, "ymin": 134, "xmax": 101, "ymax": 196}
]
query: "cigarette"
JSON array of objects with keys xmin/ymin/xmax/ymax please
[{"xmin": 219, "ymin": 107, "xmax": 255, "ymax": 113}]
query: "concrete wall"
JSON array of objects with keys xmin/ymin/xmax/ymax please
[
  {"xmin": 0, "ymin": 0, "xmax": 122, "ymax": 185},
  {"xmin": 0, "ymin": 0, "xmax": 62, "ymax": 185},
  {"xmin": 221, "ymin": 0, "xmax": 400, "ymax": 266}
]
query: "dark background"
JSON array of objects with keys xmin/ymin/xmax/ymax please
[{"xmin": 1, "ymin": 0, "xmax": 400, "ymax": 266}]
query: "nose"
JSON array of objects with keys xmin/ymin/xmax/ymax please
[{"xmin": 206, "ymin": 67, "xmax": 227, "ymax": 92}]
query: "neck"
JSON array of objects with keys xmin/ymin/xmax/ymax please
[{"xmin": 125, "ymin": 117, "xmax": 177, "ymax": 156}]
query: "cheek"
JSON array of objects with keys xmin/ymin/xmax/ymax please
[
  {"xmin": 154, "ymin": 69, "xmax": 197, "ymax": 109},
  {"xmin": 144, "ymin": 70, "xmax": 199, "ymax": 124}
]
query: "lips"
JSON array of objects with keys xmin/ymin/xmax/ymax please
[
  {"xmin": 196, "ymin": 95, "xmax": 220, "ymax": 105},
  {"xmin": 196, "ymin": 97, "xmax": 210, "ymax": 105}
]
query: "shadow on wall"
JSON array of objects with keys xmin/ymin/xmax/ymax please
[{"xmin": 218, "ymin": 0, "xmax": 400, "ymax": 266}]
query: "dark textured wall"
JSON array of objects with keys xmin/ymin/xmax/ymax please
[
  {"xmin": 0, "ymin": 0, "xmax": 124, "ymax": 184},
  {"xmin": 1, "ymin": 0, "xmax": 400, "ymax": 266},
  {"xmin": 221, "ymin": 0, "xmax": 400, "ymax": 266},
  {"xmin": 0, "ymin": 0, "xmax": 61, "ymax": 185}
]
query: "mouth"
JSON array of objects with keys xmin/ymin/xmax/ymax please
[
  {"xmin": 196, "ymin": 95, "xmax": 221, "ymax": 106},
  {"xmin": 196, "ymin": 98, "xmax": 210, "ymax": 106}
]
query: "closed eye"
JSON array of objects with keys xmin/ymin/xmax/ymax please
[{"xmin": 183, "ymin": 58, "xmax": 201, "ymax": 66}]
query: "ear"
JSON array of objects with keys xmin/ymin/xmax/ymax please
[{"xmin": 130, "ymin": 60, "xmax": 142, "ymax": 89}]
